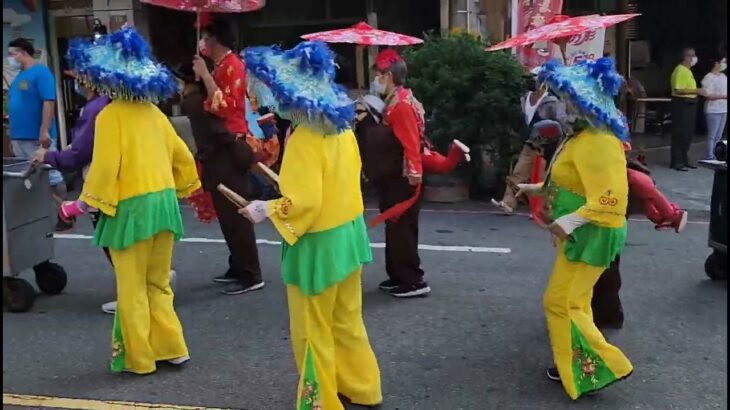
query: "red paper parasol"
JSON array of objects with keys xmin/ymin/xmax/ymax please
[
  {"xmin": 301, "ymin": 22, "xmax": 423, "ymax": 46},
  {"xmin": 486, "ymin": 13, "xmax": 639, "ymax": 52},
  {"xmin": 140, "ymin": 0, "xmax": 265, "ymax": 13}
]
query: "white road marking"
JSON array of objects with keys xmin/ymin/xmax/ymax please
[
  {"xmin": 2, "ymin": 393, "xmax": 231, "ymax": 410},
  {"xmin": 53, "ymin": 234, "xmax": 511, "ymax": 254}
]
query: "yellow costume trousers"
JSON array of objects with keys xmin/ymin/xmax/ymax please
[
  {"xmin": 543, "ymin": 244, "xmax": 633, "ymax": 400},
  {"xmin": 287, "ymin": 269, "xmax": 382, "ymax": 409},
  {"xmin": 109, "ymin": 231, "xmax": 188, "ymax": 374}
]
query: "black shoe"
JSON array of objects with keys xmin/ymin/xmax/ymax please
[
  {"xmin": 338, "ymin": 393, "xmax": 381, "ymax": 408},
  {"xmin": 390, "ymin": 282, "xmax": 431, "ymax": 298},
  {"xmin": 212, "ymin": 272, "xmax": 239, "ymax": 284},
  {"xmin": 546, "ymin": 367, "xmax": 561, "ymax": 382},
  {"xmin": 685, "ymin": 163, "xmax": 698, "ymax": 169},
  {"xmin": 672, "ymin": 166, "xmax": 689, "ymax": 172},
  {"xmin": 378, "ymin": 279, "xmax": 401, "ymax": 291},
  {"xmin": 221, "ymin": 279, "xmax": 265, "ymax": 295}
]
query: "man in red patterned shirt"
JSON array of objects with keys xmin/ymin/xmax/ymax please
[
  {"xmin": 191, "ymin": 18, "xmax": 264, "ymax": 296},
  {"xmin": 369, "ymin": 49, "xmax": 430, "ymax": 298}
]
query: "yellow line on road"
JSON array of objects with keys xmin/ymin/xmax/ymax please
[{"xmin": 2, "ymin": 393, "xmax": 239, "ymax": 410}]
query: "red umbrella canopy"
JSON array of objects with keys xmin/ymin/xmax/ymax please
[
  {"xmin": 486, "ymin": 13, "xmax": 639, "ymax": 52},
  {"xmin": 140, "ymin": 0, "xmax": 265, "ymax": 13},
  {"xmin": 301, "ymin": 22, "xmax": 424, "ymax": 46}
]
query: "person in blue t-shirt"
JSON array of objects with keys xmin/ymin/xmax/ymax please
[{"xmin": 7, "ymin": 38, "xmax": 67, "ymax": 218}]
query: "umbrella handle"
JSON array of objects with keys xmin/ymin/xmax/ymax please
[{"xmin": 196, "ymin": 10, "xmax": 201, "ymax": 56}]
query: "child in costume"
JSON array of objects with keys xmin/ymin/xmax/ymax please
[
  {"xmin": 66, "ymin": 27, "xmax": 200, "ymax": 374},
  {"xmin": 238, "ymin": 41, "xmax": 382, "ymax": 409},
  {"xmin": 518, "ymin": 58, "xmax": 634, "ymax": 399}
]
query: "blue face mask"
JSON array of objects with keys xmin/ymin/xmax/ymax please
[
  {"xmin": 6, "ymin": 56, "xmax": 21, "ymax": 70},
  {"xmin": 74, "ymin": 82, "xmax": 87, "ymax": 99}
]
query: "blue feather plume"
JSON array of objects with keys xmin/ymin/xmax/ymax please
[
  {"xmin": 66, "ymin": 27, "xmax": 176, "ymax": 103},
  {"xmin": 243, "ymin": 41, "xmax": 354, "ymax": 133},
  {"xmin": 538, "ymin": 57, "xmax": 629, "ymax": 141}
]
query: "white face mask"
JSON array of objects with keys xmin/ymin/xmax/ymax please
[
  {"xmin": 720, "ymin": 60, "xmax": 727, "ymax": 72},
  {"xmin": 370, "ymin": 76, "xmax": 387, "ymax": 97},
  {"xmin": 6, "ymin": 56, "xmax": 21, "ymax": 70},
  {"xmin": 690, "ymin": 56, "xmax": 698, "ymax": 67}
]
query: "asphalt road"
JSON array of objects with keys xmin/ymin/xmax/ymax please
[{"xmin": 3, "ymin": 191, "xmax": 726, "ymax": 410}]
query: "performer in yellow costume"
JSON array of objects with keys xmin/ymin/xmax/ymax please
[
  {"xmin": 520, "ymin": 58, "xmax": 633, "ymax": 399},
  {"xmin": 239, "ymin": 42, "xmax": 382, "ymax": 409},
  {"xmin": 66, "ymin": 28, "xmax": 200, "ymax": 374}
]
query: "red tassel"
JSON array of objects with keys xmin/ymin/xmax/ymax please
[
  {"xmin": 368, "ymin": 184, "xmax": 421, "ymax": 228},
  {"xmin": 187, "ymin": 160, "xmax": 218, "ymax": 223},
  {"xmin": 529, "ymin": 155, "xmax": 546, "ymax": 227}
]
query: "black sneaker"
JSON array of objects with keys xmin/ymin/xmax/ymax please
[
  {"xmin": 685, "ymin": 163, "xmax": 698, "ymax": 169},
  {"xmin": 212, "ymin": 272, "xmax": 239, "ymax": 284},
  {"xmin": 221, "ymin": 280, "xmax": 265, "ymax": 296},
  {"xmin": 546, "ymin": 367, "xmax": 561, "ymax": 382},
  {"xmin": 390, "ymin": 282, "xmax": 431, "ymax": 298},
  {"xmin": 378, "ymin": 279, "xmax": 401, "ymax": 291}
]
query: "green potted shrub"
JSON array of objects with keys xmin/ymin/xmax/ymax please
[{"xmin": 404, "ymin": 34, "xmax": 527, "ymax": 200}]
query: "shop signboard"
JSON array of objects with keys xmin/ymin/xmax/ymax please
[{"xmin": 512, "ymin": 0, "xmax": 565, "ymax": 70}]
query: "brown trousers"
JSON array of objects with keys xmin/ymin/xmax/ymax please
[
  {"xmin": 376, "ymin": 177, "xmax": 425, "ymax": 285},
  {"xmin": 501, "ymin": 145, "xmax": 539, "ymax": 208}
]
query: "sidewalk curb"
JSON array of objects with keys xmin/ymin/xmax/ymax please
[{"xmin": 632, "ymin": 141, "xmax": 706, "ymax": 166}]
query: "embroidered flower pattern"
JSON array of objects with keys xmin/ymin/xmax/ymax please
[
  {"xmin": 599, "ymin": 190, "xmax": 619, "ymax": 207},
  {"xmin": 279, "ymin": 197, "xmax": 292, "ymax": 216},
  {"xmin": 111, "ymin": 340, "xmax": 123, "ymax": 359},
  {"xmin": 573, "ymin": 346, "xmax": 602, "ymax": 386},
  {"xmin": 300, "ymin": 381, "xmax": 322, "ymax": 410}
]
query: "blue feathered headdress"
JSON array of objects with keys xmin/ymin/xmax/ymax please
[
  {"xmin": 537, "ymin": 57, "xmax": 629, "ymax": 141},
  {"xmin": 66, "ymin": 27, "xmax": 177, "ymax": 103},
  {"xmin": 243, "ymin": 41, "xmax": 354, "ymax": 133}
]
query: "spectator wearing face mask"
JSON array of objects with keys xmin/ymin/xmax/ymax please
[
  {"xmin": 701, "ymin": 54, "xmax": 728, "ymax": 160},
  {"xmin": 7, "ymin": 37, "xmax": 68, "ymax": 226},
  {"xmin": 669, "ymin": 47, "xmax": 708, "ymax": 171},
  {"xmin": 492, "ymin": 69, "xmax": 564, "ymax": 215}
]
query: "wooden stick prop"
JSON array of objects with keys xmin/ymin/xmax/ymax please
[
  {"xmin": 217, "ymin": 184, "xmax": 249, "ymax": 208},
  {"xmin": 255, "ymin": 162, "xmax": 280, "ymax": 189}
]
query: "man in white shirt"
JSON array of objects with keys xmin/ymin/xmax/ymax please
[{"xmin": 701, "ymin": 55, "xmax": 727, "ymax": 160}]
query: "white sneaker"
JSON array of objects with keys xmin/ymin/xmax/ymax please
[
  {"xmin": 167, "ymin": 355, "xmax": 190, "ymax": 365},
  {"xmin": 102, "ymin": 301, "xmax": 117, "ymax": 315},
  {"xmin": 101, "ymin": 270, "xmax": 176, "ymax": 315},
  {"xmin": 491, "ymin": 198, "xmax": 514, "ymax": 215}
]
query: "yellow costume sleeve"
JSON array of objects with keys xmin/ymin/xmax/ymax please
[
  {"xmin": 80, "ymin": 108, "xmax": 121, "ymax": 217},
  {"xmin": 267, "ymin": 130, "xmax": 324, "ymax": 246},
  {"xmin": 168, "ymin": 124, "xmax": 201, "ymax": 198},
  {"xmin": 572, "ymin": 132, "xmax": 628, "ymax": 228}
]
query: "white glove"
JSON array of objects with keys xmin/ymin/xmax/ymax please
[
  {"xmin": 240, "ymin": 200, "xmax": 269, "ymax": 224},
  {"xmin": 515, "ymin": 183, "xmax": 543, "ymax": 198},
  {"xmin": 552, "ymin": 213, "xmax": 589, "ymax": 236}
]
